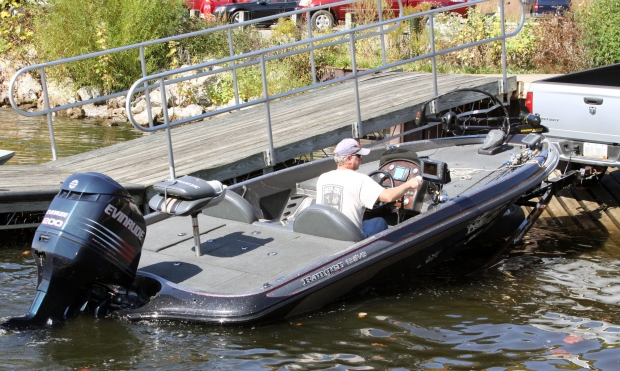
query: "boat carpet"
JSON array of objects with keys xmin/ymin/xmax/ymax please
[{"xmin": 139, "ymin": 214, "xmax": 352, "ymax": 295}]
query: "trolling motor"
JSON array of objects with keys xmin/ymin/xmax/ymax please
[
  {"xmin": 414, "ymin": 88, "xmax": 547, "ymax": 155},
  {"xmin": 1, "ymin": 172, "xmax": 146, "ymax": 330}
]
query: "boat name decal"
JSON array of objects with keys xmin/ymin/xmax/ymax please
[
  {"xmin": 301, "ymin": 251, "xmax": 367, "ymax": 286},
  {"xmin": 345, "ymin": 251, "xmax": 367, "ymax": 266},
  {"xmin": 104, "ymin": 204, "xmax": 146, "ymax": 241}
]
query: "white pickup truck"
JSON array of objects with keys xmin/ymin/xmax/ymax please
[{"xmin": 525, "ymin": 64, "xmax": 620, "ymax": 179}]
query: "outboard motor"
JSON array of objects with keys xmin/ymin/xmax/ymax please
[{"xmin": 2, "ymin": 172, "xmax": 145, "ymax": 329}]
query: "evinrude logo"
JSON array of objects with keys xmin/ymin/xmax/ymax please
[
  {"xmin": 69, "ymin": 179, "xmax": 79, "ymax": 189},
  {"xmin": 104, "ymin": 204, "xmax": 145, "ymax": 241}
]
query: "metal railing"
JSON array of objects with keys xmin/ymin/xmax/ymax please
[{"xmin": 9, "ymin": 0, "xmax": 525, "ymax": 178}]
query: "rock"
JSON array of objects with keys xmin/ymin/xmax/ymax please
[
  {"xmin": 77, "ymin": 86, "xmax": 105, "ymax": 106},
  {"xmin": 107, "ymin": 96, "xmax": 126, "ymax": 109},
  {"xmin": 133, "ymin": 107, "xmax": 163, "ymax": 127},
  {"xmin": 148, "ymin": 86, "xmax": 178, "ymax": 107},
  {"xmin": 15, "ymin": 73, "xmax": 41, "ymax": 105},
  {"xmin": 45, "ymin": 78, "xmax": 77, "ymax": 108},
  {"xmin": 67, "ymin": 107, "xmax": 86, "ymax": 119},
  {"xmin": 111, "ymin": 108, "xmax": 126, "ymax": 116},
  {"xmin": 170, "ymin": 104, "xmax": 204, "ymax": 121},
  {"xmin": 82, "ymin": 103, "xmax": 110, "ymax": 119},
  {"xmin": 102, "ymin": 116, "xmax": 128, "ymax": 126}
]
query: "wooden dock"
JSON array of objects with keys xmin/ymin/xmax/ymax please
[{"xmin": 0, "ymin": 71, "xmax": 516, "ymax": 215}]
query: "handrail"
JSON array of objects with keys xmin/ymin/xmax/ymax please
[
  {"xmin": 8, "ymin": 0, "xmax": 397, "ymax": 160},
  {"xmin": 125, "ymin": 0, "xmax": 523, "ymax": 179}
]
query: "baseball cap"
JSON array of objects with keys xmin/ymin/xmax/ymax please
[{"xmin": 334, "ymin": 138, "xmax": 370, "ymax": 156}]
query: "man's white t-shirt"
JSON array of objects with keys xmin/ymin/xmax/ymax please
[{"xmin": 316, "ymin": 169, "xmax": 385, "ymax": 231}]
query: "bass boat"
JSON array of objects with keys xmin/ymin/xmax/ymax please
[{"xmin": 2, "ymin": 89, "xmax": 579, "ymax": 329}]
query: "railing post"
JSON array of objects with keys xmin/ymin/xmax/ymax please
[
  {"xmin": 377, "ymin": 0, "xmax": 387, "ymax": 67},
  {"xmin": 499, "ymin": 0, "xmax": 508, "ymax": 102},
  {"xmin": 349, "ymin": 34, "xmax": 363, "ymax": 139},
  {"xmin": 159, "ymin": 78, "xmax": 176, "ymax": 180},
  {"xmin": 228, "ymin": 28, "xmax": 241, "ymax": 107},
  {"xmin": 306, "ymin": 11, "xmax": 317, "ymax": 85},
  {"xmin": 429, "ymin": 14, "xmax": 438, "ymax": 97},
  {"xmin": 140, "ymin": 46, "xmax": 155, "ymax": 131},
  {"xmin": 39, "ymin": 68, "xmax": 58, "ymax": 161},
  {"xmin": 259, "ymin": 54, "xmax": 276, "ymax": 173}
]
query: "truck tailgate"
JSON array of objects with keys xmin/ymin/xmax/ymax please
[{"xmin": 532, "ymin": 82, "xmax": 620, "ymax": 144}]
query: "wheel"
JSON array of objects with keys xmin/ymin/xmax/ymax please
[
  {"xmin": 310, "ymin": 10, "xmax": 334, "ymax": 32},
  {"xmin": 231, "ymin": 11, "xmax": 242, "ymax": 24},
  {"xmin": 367, "ymin": 170, "xmax": 395, "ymax": 211}
]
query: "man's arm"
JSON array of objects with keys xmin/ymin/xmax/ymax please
[{"xmin": 378, "ymin": 177, "xmax": 422, "ymax": 203}]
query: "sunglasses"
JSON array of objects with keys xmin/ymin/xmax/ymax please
[{"xmin": 352, "ymin": 154, "xmax": 363, "ymax": 159}]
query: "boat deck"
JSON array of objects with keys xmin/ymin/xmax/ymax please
[{"xmin": 139, "ymin": 142, "xmax": 520, "ymax": 295}]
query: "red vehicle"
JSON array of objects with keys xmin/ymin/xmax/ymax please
[
  {"xmin": 186, "ymin": 0, "xmax": 253, "ymax": 17},
  {"xmin": 296, "ymin": 0, "xmax": 470, "ymax": 31}
]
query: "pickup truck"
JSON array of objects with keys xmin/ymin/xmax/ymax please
[{"xmin": 525, "ymin": 64, "xmax": 620, "ymax": 180}]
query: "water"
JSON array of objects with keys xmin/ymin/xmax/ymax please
[
  {"xmin": 1, "ymin": 227, "xmax": 619, "ymax": 370},
  {"xmin": 0, "ymin": 107, "xmax": 143, "ymax": 164},
  {"xmin": 1, "ymin": 108, "xmax": 620, "ymax": 370}
]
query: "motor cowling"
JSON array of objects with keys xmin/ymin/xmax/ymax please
[{"xmin": 2, "ymin": 172, "xmax": 145, "ymax": 329}]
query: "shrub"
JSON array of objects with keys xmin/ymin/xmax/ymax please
[
  {"xmin": 0, "ymin": 0, "xmax": 38, "ymax": 60},
  {"xmin": 578, "ymin": 0, "xmax": 620, "ymax": 65},
  {"xmin": 529, "ymin": 12, "xmax": 593, "ymax": 73},
  {"xmin": 32, "ymin": 0, "xmax": 215, "ymax": 94}
]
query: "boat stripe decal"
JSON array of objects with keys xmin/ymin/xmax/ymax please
[
  {"xmin": 84, "ymin": 217, "xmax": 136, "ymax": 254},
  {"xmin": 78, "ymin": 219, "xmax": 134, "ymax": 263}
]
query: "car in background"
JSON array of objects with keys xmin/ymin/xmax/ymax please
[
  {"xmin": 215, "ymin": 0, "xmax": 298, "ymax": 24},
  {"xmin": 531, "ymin": 0, "xmax": 570, "ymax": 17},
  {"xmin": 296, "ymin": 0, "xmax": 471, "ymax": 31},
  {"xmin": 186, "ymin": 0, "xmax": 253, "ymax": 18}
]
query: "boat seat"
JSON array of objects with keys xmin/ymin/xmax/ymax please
[
  {"xmin": 149, "ymin": 176, "xmax": 227, "ymax": 257},
  {"xmin": 202, "ymin": 190, "xmax": 258, "ymax": 224},
  {"xmin": 293, "ymin": 204, "xmax": 364, "ymax": 242},
  {"xmin": 149, "ymin": 175, "xmax": 226, "ymax": 217}
]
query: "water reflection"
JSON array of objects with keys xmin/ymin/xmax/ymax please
[{"xmin": 0, "ymin": 108, "xmax": 143, "ymax": 164}]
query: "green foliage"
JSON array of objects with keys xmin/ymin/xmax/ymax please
[
  {"xmin": 0, "ymin": 0, "xmax": 38, "ymax": 59},
  {"xmin": 32, "ymin": 0, "xmax": 207, "ymax": 93},
  {"xmin": 578, "ymin": 0, "xmax": 620, "ymax": 65}
]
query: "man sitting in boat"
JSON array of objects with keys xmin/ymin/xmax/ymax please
[{"xmin": 317, "ymin": 138, "xmax": 422, "ymax": 238}]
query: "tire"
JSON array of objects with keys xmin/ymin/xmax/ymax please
[
  {"xmin": 231, "ymin": 11, "xmax": 242, "ymax": 24},
  {"xmin": 310, "ymin": 10, "xmax": 334, "ymax": 32}
]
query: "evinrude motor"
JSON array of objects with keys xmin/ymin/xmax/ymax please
[{"xmin": 2, "ymin": 172, "xmax": 146, "ymax": 329}]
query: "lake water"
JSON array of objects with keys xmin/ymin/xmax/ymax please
[
  {"xmin": 0, "ymin": 107, "xmax": 143, "ymax": 164},
  {"xmin": 1, "ymin": 107, "xmax": 619, "ymax": 370}
]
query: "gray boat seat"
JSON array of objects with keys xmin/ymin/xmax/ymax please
[
  {"xmin": 202, "ymin": 189, "xmax": 258, "ymax": 224},
  {"xmin": 149, "ymin": 176, "xmax": 226, "ymax": 216},
  {"xmin": 293, "ymin": 204, "xmax": 364, "ymax": 242}
]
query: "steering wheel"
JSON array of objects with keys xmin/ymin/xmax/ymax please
[{"xmin": 367, "ymin": 169, "xmax": 395, "ymax": 211}]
